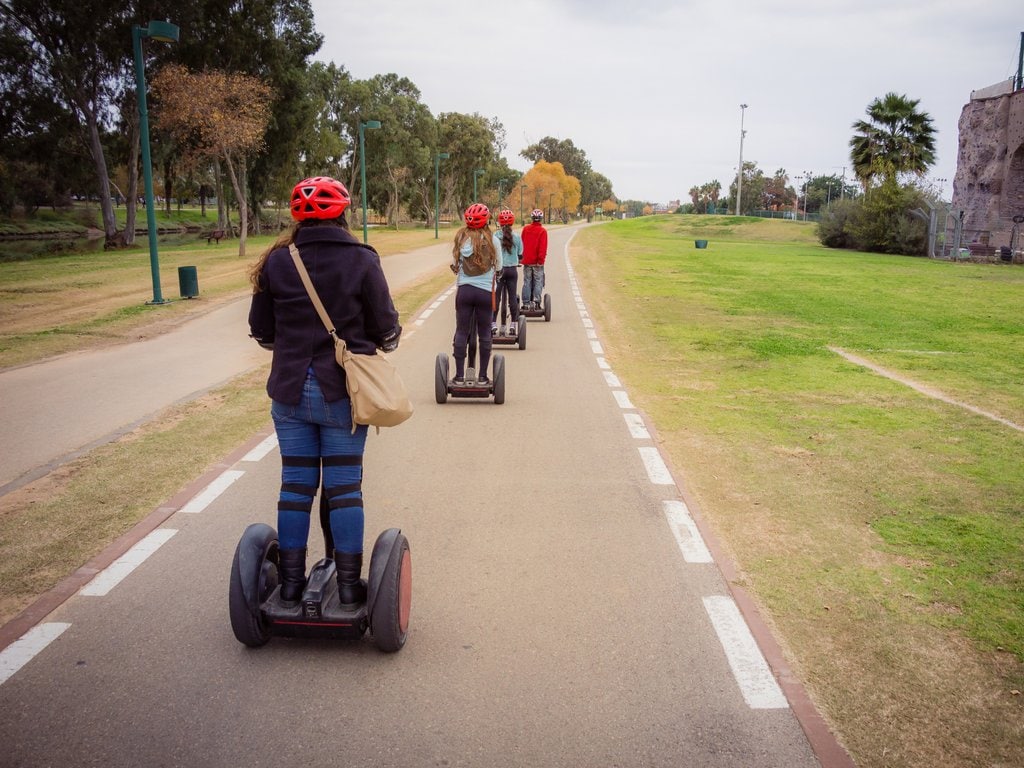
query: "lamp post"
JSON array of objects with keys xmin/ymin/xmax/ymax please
[
  {"xmin": 473, "ymin": 169, "xmax": 484, "ymax": 202},
  {"xmin": 132, "ymin": 19, "xmax": 179, "ymax": 305},
  {"xmin": 736, "ymin": 103, "xmax": 747, "ymax": 215},
  {"xmin": 802, "ymin": 172, "xmax": 811, "ymax": 221},
  {"xmin": 434, "ymin": 151, "xmax": 449, "ymax": 239},
  {"xmin": 519, "ymin": 184, "xmax": 527, "ymax": 223},
  {"xmin": 358, "ymin": 120, "xmax": 381, "ymax": 244}
]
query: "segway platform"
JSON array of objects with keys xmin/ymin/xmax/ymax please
[
  {"xmin": 491, "ymin": 320, "xmax": 526, "ymax": 350},
  {"xmin": 520, "ymin": 294, "xmax": 552, "ymax": 322},
  {"xmin": 229, "ymin": 524, "xmax": 411, "ymax": 652},
  {"xmin": 434, "ymin": 354, "xmax": 506, "ymax": 404}
]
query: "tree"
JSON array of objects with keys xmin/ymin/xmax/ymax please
[
  {"xmin": 519, "ymin": 160, "xmax": 580, "ymax": 223},
  {"xmin": 1, "ymin": 0, "xmax": 133, "ymax": 244},
  {"xmin": 151, "ymin": 64, "xmax": 272, "ymax": 258},
  {"xmin": 850, "ymin": 92, "xmax": 936, "ymax": 189},
  {"xmin": 520, "ymin": 135, "xmax": 614, "ymax": 209}
]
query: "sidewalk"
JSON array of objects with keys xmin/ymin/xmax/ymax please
[{"xmin": 0, "ymin": 240, "xmax": 453, "ymax": 495}]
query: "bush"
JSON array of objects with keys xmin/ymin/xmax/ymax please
[{"xmin": 818, "ymin": 179, "xmax": 928, "ymax": 256}]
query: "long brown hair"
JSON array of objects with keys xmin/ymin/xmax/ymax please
[
  {"xmin": 501, "ymin": 224, "xmax": 513, "ymax": 253},
  {"xmin": 451, "ymin": 225, "xmax": 497, "ymax": 268},
  {"xmin": 248, "ymin": 216, "xmax": 349, "ymax": 292}
]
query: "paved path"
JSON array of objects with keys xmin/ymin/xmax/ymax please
[
  {"xmin": 0, "ymin": 240, "xmax": 454, "ymax": 495},
  {"xmin": 0, "ymin": 227, "xmax": 852, "ymax": 767}
]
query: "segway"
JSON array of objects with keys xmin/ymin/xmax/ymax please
[
  {"xmin": 435, "ymin": 312, "xmax": 505, "ymax": 404},
  {"xmin": 491, "ymin": 275, "xmax": 527, "ymax": 350},
  {"xmin": 519, "ymin": 293, "xmax": 552, "ymax": 322},
  {"xmin": 229, "ymin": 489, "xmax": 411, "ymax": 652}
]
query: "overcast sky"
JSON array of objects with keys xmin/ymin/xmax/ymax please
[{"xmin": 309, "ymin": 1, "xmax": 1020, "ymax": 204}]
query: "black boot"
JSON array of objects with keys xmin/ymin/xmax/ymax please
[
  {"xmin": 278, "ymin": 547, "xmax": 307, "ymax": 605},
  {"xmin": 334, "ymin": 550, "xmax": 366, "ymax": 607}
]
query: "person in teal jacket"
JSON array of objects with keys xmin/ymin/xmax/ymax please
[{"xmin": 491, "ymin": 208, "xmax": 523, "ymax": 335}]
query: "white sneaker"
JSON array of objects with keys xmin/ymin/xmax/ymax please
[{"xmin": 509, "ymin": 323, "xmax": 517, "ymax": 335}]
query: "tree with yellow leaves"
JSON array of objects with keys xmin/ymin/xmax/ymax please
[
  {"xmin": 151, "ymin": 64, "xmax": 273, "ymax": 258},
  {"xmin": 518, "ymin": 160, "xmax": 581, "ymax": 223}
]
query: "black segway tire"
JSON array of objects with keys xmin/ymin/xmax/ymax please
[
  {"xmin": 493, "ymin": 354, "xmax": 506, "ymax": 405},
  {"xmin": 228, "ymin": 523, "xmax": 278, "ymax": 648},
  {"xmin": 543, "ymin": 294, "xmax": 552, "ymax": 322},
  {"xmin": 435, "ymin": 353, "xmax": 449, "ymax": 403},
  {"xmin": 517, "ymin": 314, "xmax": 527, "ymax": 350},
  {"xmin": 368, "ymin": 530, "xmax": 412, "ymax": 653}
]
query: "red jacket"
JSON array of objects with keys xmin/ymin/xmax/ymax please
[{"xmin": 520, "ymin": 222, "xmax": 548, "ymax": 266}]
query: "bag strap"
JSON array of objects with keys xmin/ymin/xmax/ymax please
[{"xmin": 288, "ymin": 243, "xmax": 346, "ymax": 353}]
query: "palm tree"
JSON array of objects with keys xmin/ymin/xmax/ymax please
[{"xmin": 849, "ymin": 92, "xmax": 936, "ymax": 188}]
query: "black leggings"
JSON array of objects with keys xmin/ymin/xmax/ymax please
[
  {"xmin": 492, "ymin": 266, "xmax": 520, "ymax": 323},
  {"xmin": 453, "ymin": 284, "xmax": 493, "ymax": 378}
]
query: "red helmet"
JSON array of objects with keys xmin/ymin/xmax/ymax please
[
  {"xmin": 290, "ymin": 176, "xmax": 351, "ymax": 221},
  {"xmin": 464, "ymin": 203, "xmax": 490, "ymax": 229},
  {"xmin": 530, "ymin": 208, "xmax": 544, "ymax": 221},
  {"xmin": 497, "ymin": 208, "xmax": 515, "ymax": 226}
]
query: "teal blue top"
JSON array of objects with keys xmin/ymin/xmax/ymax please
[
  {"xmin": 456, "ymin": 239, "xmax": 496, "ymax": 291},
  {"xmin": 493, "ymin": 229, "xmax": 524, "ymax": 268}
]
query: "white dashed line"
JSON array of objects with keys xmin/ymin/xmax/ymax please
[
  {"xmin": 703, "ymin": 596, "xmax": 788, "ymax": 709},
  {"xmin": 663, "ymin": 500, "xmax": 712, "ymax": 563},
  {"xmin": 590, "ymin": 340, "xmax": 604, "ymax": 354},
  {"xmin": 624, "ymin": 412, "xmax": 650, "ymax": 439},
  {"xmin": 603, "ymin": 371, "xmax": 622, "ymax": 388},
  {"xmin": 638, "ymin": 446, "xmax": 674, "ymax": 485},
  {"xmin": 612, "ymin": 390, "xmax": 634, "ymax": 409},
  {"xmin": 596, "ymin": 357, "xmax": 610, "ymax": 370},
  {"xmin": 179, "ymin": 470, "xmax": 245, "ymax": 513},
  {"xmin": 0, "ymin": 623, "xmax": 71, "ymax": 686},
  {"xmin": 241, "ymin": 434, "xmax": 277, "ymax": 462},
  {"xmin": 80, "ymin": 529, "xmax": 178, "ymax": 597}
]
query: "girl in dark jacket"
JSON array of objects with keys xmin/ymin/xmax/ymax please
[{"xmin": 248, "ymin": 176, "xmax": 401, "ymax": 607}]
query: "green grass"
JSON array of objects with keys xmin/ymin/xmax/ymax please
[{"xmin": 574, "ymin": 214, "xmax": 1024, "ymax": 767}]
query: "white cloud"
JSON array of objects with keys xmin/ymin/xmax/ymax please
[{"xmin": 310, "ymin": 0, "xmax": 1021, "ymax": 202}]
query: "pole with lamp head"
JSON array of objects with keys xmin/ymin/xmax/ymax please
[
  {"xmin": 132, "ymin": 19, "xmax": 179, "ymax": 305},
  {"xmin": 434, "ymin": 151, "xmax": 449, "ymax": 239},
  {"xmin": 736, "ymin": 103, "xmax": 747, "ymax": 215},
  {"xmin": 358, "ymin": 120, "xmax": 381, "ymax": 244}
]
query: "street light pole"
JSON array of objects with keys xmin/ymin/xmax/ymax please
[
  {"xmin": 736, "ymin": 103, "xmax": 747, "ymax": 216},
  {"xmin": 359, "ymin": 119, "xmax": 381, "ymax": 244},
  {"xmin": 802, "ymin": 172, "xmax": 811, "ymax": 221},
  {"xmin": 132, "ymin": 19, "xmax": 179, "ymax": 305},
  {"xmin": 434, "ymin": 151, "xmax": 449, "ymax": 239},
  {"xmin": 473, "ymin": 169, "xmax": 484, "ymax": 202}
]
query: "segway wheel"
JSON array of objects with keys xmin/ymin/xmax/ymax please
[
  {"xmin": 434, "ymin": 353, "xmax": 449, "ymax": 404},
  {"xmin": 370, "ymin": 532, "xmax": 412, "ymax": 653},
  {"xmin": 229, "ymin": 523, "xmax": 279, "ymax": 648},
  {"xmin": 493, "ymin": 354, "xmax": 506, "ymax": 405},
  {"xmin": 517, "ymin": 314, "xmax": 527, "ymax": 350},
  {"xmin": 543, "ymin": 294, "xmax": 552, "ymax": 322}
]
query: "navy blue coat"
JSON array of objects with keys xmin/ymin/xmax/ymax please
[{"xmin": 248, "ymin": 225, "xmax": 400, "ymax": 405}]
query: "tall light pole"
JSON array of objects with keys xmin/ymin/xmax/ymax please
[
  {"xmin": 434, "ymin": 151, "xmax": 449, "ymax": 239},
  {"xmin": 132, "ymin": 19, "xmax": 179, "ymax": 305},
  {"xmin": 358, "ymin": 119, "xmax": 381, "ymax": 244},
  {"xmin": 736, "ymin": 103, "xmax": 748, "ymax": 216},
  {"xmin": 473, "ymin": 169, "xmax": 484, "ymax": 202},
  {"xmin": 520, "ymin": 184, "xmax": 527, "ymax": 223},
  {"xmin": 802, "ymin": 172, "xmax": 811, "ymax": 221}
]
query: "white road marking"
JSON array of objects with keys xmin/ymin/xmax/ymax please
[
  {"xmin": 587, "ymin": 329, "xmax": 598, "ymax": 339},
  {"xmin": 241, "ymin": 434, "xmax": 277, "ymax": 462},
  {"xmin": 590, "ymin": 340, "xmax": 604, "ymax": 354},
  {"xmin": 638, "ymin": 446, "xmax": 674, "ymax": 485},
  {"xmin": 0, "ymin": 623, "xmax": 71, "ymax": 686},
  {"xmin": 612, "ymin": 390, "xmax": 634, "ymax": 409},
  {"xmin": 603, "ymin": 370, "xmax": 622, "ymax": 388},
  {"xmin": 624, "ymin": 412, "xmax": 650, "ymax": 438},
  {"xmin": 79, "ymin": 529, "xmax": 178, "ymax": 597},
  {"xmin": 703, "ymin": 596, "xmax": 789, "ymax": 709},
  {"xmin": 664, "ymin": 500, "xmax": 712, "ymax": 563},
  {"xmin": 179, "ymin": 470, "xmax": 245, "ymax": 513},
  {"xmin": 419, "ymin": 308, "xmax": 435, "ymax": 320},
  {"xmin": 596, "ymin": 357, "xmax": 610, "ymax": 370}
]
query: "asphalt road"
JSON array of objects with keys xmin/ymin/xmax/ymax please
[{"xmin": 0, "ymin": 226, "xmax": 844, "ymax": 767}]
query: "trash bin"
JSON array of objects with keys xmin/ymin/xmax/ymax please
[
  {"xmin": 178, "ymin": 266, "xmax": 199, "ymax": 298},
  {"xmin": 999, "ymin": 246, "xmax": 1012, "ymax": 262},
  {"xmin": 694, "ymin": 240, "xmax": 708, "ymax": 249}
]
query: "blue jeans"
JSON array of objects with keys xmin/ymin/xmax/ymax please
[
  {"xmin": 271, "ymin": 371, "xmax": 368, "ymax": 553},
  {"xmin": 522, "ymin": 265, "xmax": 545, "ymax": 304}
]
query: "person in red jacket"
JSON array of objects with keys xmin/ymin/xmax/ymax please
[{"xmin": 520, "ymin": 208, "xmax": 548, "ymax": 309}]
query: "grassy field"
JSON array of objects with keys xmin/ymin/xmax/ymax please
[
  {"xmin": 572, "ymin": 215, "xmax": 1023, "ymax": 768},
  {"xmin": 1, "ymin": 215, "xmax": 1021, "ymax": 766}
]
